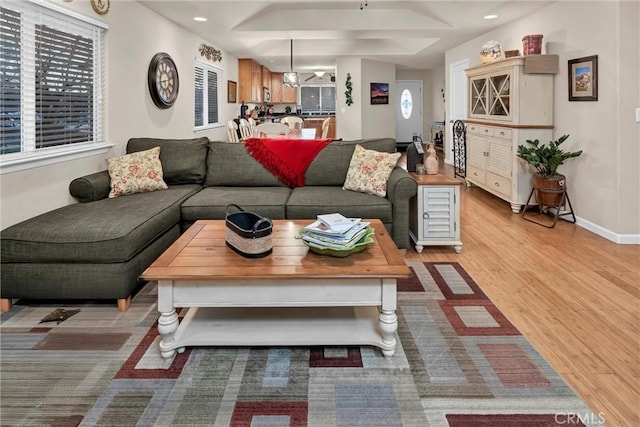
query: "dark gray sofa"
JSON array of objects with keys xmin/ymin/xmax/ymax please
[{"xmin": 0, "ymin": 137, "xmax": 416, "ymax": 312}]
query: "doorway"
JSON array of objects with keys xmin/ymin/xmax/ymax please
[
  {"xmin": 395, "ymin": 80, "xmax": 423, "ymax": 149},
  {"xmin": 448, "ymin": 59, "xmax": 468, "ymax": 163}
]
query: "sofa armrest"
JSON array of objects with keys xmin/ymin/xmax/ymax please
[
  {"xmin": 386, "ymin": 167, "xmax": 417, "ymax": 203},
  {"xmin": 386, "ymin": 167, "xmax": 418, "ymax": 249},
  {"xmin": 69, "ymin": 170, "xmax": 111, "ymax": 203}
]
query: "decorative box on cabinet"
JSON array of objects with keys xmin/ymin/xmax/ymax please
[
  {"xmin": 409, "ymin": 173, "xmax": 462, "ymax": 253},
  {"xmin": 465, "ymin": 56, "xmax": 555, "ymax": 213}
]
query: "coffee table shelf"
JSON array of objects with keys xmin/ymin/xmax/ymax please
[{"xmin": 170, "ymin": 306, "xmax": 386, "ymax": 351}]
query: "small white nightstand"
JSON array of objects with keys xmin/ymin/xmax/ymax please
[{"xmin": 409, "ymin": 172, "xmax": 463, "ymax": 253}]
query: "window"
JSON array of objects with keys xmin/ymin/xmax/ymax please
[
  {"xmin": 194, "ymin": 59, "xmax": 221, "ymax": 131},
  {"xmin": 0, "ymin": 0, "xmax": 108, "ymax": 170},
  {"xmin": 300, "ymin": 85, "xmax": 336, "ymax": 114}
]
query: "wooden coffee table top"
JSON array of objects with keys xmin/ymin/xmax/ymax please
[{"xmin": 142, "ymin": 219, "xmax": 410, "ymax": 281}]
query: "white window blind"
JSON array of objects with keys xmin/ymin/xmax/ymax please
[
  {"xmin": 194, "ymin": 59, "xmax": 221, "ymax": 131},
  {"xmin": 0, "ymin": 0, "xmax": 106, "ymax": 160}
]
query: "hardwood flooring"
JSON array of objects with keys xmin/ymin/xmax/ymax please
[{"xmin": 404, "ymin": 162, "xmax": 640, "ymax": 426}]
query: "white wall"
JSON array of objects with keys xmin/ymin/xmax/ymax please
[
  {"xmin": 335, "ymin": 57, "xmax": 363, "ymax": 141},
  {"xmin": 335, "ymin": 58, "xmax": 397, "ymax": 140},
  {"xmin": 445, "ymin": 0, "xmax": 639, "ymax": 238},
  {"xmin": 361, "ymin": 59, "xmax": 396, "ymax": 139},
  {"xmin": 0, "ymin": 1, "xmax": 239, "ymax": 229}
]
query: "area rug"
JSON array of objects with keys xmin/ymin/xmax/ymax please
[{"xmin": 0, "ymin": 262, "xmax": 599, "ymax": 426}]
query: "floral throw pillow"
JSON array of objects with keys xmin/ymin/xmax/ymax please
[
  {"xmin": 342, "ymin": 144, "xmax": 401, "ymax": 197},
  {"xmin": 106, "ymin": 147, "xmax": 168, "ymax": 198}
]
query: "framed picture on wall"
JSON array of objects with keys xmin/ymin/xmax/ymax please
[
  {"xmin": 568, "ymin": 55, "xmax": 598, "ymax": 101},
  {"xmin": 227, "ymin": 80, "xmax": 237, "ymax": 103},
  {"xmin": 370, "ymin": 82, "xmax": 389, "ymax": 104}
]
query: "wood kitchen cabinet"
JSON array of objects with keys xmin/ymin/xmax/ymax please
[
  {"xmin": 261, "ymin": 65, "xmax": 271, "ymax": 92},
  {"xmin": 238, "ymin": 58, "xmax": 263, "ymax": 103},
  {"xmin": 465, "ymin": 57, "xmax": 555, "ymax": 213},
  {"xmin": 270, "ymin": 72, "xmax": 283, "ymax": 103},
  {"xmin": 282, "ymin": 83, "xmax": 298, "ymax": 104}
]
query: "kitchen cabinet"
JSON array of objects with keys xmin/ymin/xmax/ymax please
[
  {"xmin": 409, "ymin": 173, "xmax": 462, "ymax": 253},
  {"xmin": 465, "ymin": 57, "xmax": 555, "ymax": 213},
  {"xmin": 261, "ymin": 65, "xmax": 271, "ymax": 92},
  {"xmin": 282, "ymin": 83, "xmax": 298, "ymax": 104},
  {"xmin": 270, "ymin": 73, "xmax": 283, "ymax": 103},
  {"xmin": 238, "ymin": 59, "xmax": 263, "ymax": 103}
]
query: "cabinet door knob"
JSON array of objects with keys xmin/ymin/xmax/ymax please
[
  {"xmin": 423, "ymin": 213, "xmax": 430, "ymax": 219},
  {"xmin": 494, "ymin": 182, "xmax": 500, "ymax": 187}
]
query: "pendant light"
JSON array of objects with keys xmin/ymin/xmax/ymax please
[{"xmin": 283, "ymin": 39, "xmax": 299, "ymax": 87}]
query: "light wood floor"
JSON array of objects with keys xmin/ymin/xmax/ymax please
[{"xmin": 404, "ymin": 161, "xmax": 640, "ymax": 426}]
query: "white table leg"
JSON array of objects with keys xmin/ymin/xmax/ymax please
[
  {"xmin": 158, "ymin": 310, "xmax": 179, "ymax": 359},
  {"xmin": 379, "ymin": 309, "xmax": 397, "ymax": 358},
  {"xmin": 379, "ymin": 279, "xmax": 398, "ymax": 359}
]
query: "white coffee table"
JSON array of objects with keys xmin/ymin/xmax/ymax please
[{"xmin": 141, "ymin": 219, "xmax": 410, "ymax": 359}]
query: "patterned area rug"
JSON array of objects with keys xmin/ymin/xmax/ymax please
[{"xmin": 0, "ymin": 262, "xmax": 600, "ymax": 426}]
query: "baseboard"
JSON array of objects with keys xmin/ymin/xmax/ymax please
[{"xmin": 575, "ymin": 215, "xmax": 640, "ymax": 244}]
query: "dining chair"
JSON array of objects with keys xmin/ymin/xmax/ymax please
[
  {"xmin": 280, "ymin": 116, "xmax": 304, "ymax": 130},
  {"xmin": 247, "ymin": 117, "xmax": 258, "ymax": 135},
  {"xmin": 238, "ymin": 119, "xmax": 252, "ymax": 140},
  {"xmin": 226, "ymin": 120, "xmax": 240, "ymax": 143},
  {"xmin": 254, "ymin": 122, "xmax": 290, "ymax": 137},
  {"xmin": 321, "ymin": 117, "xmax": 331, "ymax": 139}
]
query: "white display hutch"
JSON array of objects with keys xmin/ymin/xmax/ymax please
[{"xmin": 465, "ymin": 56, "xmax": 557, "ymax": 213}]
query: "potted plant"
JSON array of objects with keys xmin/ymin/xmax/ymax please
[{"xmin": 517, "ymin": 134, "xmax": 582, "ymax": 206}]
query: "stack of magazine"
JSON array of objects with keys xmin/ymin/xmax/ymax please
[{"xmin": 300, "ymin": 213, "xmax": 370, "ymax": 250}]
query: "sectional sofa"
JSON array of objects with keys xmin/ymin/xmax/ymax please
[{"xmin": 0, "ymin": 137, "xmax": 417, "ymax": 312}]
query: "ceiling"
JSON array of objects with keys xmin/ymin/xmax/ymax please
[{"xmin": 139, "ymin": 0, "xmax": 554, "ymax": 73}]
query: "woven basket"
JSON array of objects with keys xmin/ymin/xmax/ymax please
[{"xmin": 225, "ymin": 204, "xmax": 273, "ymax": 258}]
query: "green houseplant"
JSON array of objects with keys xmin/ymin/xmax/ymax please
[{"xmin": 517, "ymin": 134, "xmax": 582, "ymax": 206}]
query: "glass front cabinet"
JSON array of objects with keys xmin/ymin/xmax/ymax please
[
  {"xmin": 465, "ymin": 57, "xmax": 555, "ymax": 212},
  {"xmin": 469, "ymin": 72, "xmax": 511, "ymax": 120}
]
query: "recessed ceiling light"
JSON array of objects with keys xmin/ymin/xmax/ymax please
[
  {"xmin": 484, "ymin": 14, "xmax": 498, "ymax": 20},
  {"xmin": 193, "ymin": 17, "xmax": 207, "ymax": 22}
]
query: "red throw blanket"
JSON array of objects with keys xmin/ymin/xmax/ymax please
[{"xmin": 244, "ymin": 137, "xmax": 332, "ymax": 187}]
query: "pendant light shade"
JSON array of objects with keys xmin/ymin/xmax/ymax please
[{"xmin": 283, "ymin": 39, "xmax": 299, "ymax": 87}]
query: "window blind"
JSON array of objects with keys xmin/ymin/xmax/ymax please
[
  {"xmin": 0, "ymin": 0, "xmax": 105, "ymax": 158},
  {"xmin": 194, "ymin": 60, "xmax": 221, "ymax": 130},
  {"xmin": 0, "ymin": 7, "xmax": 22, "ymax": 154}
]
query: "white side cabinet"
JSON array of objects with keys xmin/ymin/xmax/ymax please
[
  {"xmin": 409, "ymin": 173, "xmax": 462, "ymax": 253},
  {"xmin": 465, "ymin": 56, "xmax": 556, "ymax": 213}
]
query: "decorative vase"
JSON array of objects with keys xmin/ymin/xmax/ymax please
[{"xmin": 424, "ymin": 143, "xmax": 439, "ymax": 175}]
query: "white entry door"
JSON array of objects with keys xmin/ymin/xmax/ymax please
[{"xmin": 395, "ymin": 80, "xmax": 423, "ymax": 143}]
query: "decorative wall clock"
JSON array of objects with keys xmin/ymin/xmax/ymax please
[
  {"xmin": 147, "ymin": 52, "xmax": 179, "ymax": 109},
  {"xmin": 90, "ymin": 0, "xmax": 110, "ymax": 15}
]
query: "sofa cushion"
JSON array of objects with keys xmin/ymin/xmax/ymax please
[
  {"xmin": 181, "ymin": 186, "xmax": 291, "ymax": 221},
  {"xmin": 286, "ymin": 187, "xmax": 393, "ymax": 222},
  {"xmin": 305, "ymin": 138, "xmax": 397, "ymax": 186},
  {"xmin": 342, "ymin": 144, "xmax": 401, "ymax": 197},
  {"xmin": 127, "ymin": 137, "xmax": 209, "ymax": 184},
  {"xmin": 205, "ymin": 142, "xmax": 286, "ymax": 187},
  {"xmin": 1, "ymin": 185, "xmax": 201, "ymax": 264},
  {"xmin": 106, "ymin": 147, "xmax": 168, "ymax": 198}
]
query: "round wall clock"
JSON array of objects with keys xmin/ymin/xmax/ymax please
[
  {"xmin": 147, "ymin": 53, "xmax": 179, "ymax": 109},
  {"xmin": 90, "ymin": 0, "xmax": 110, "ymax": 16}
]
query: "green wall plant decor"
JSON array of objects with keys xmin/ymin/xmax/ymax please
[{"xmin": 345, "ymin": 73, "xmax": 353, "ymax": 106}]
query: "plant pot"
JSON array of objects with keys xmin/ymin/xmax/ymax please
[{"xmin": 532, "ymin": 174, "xmax": 565, "ymax": 207}]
